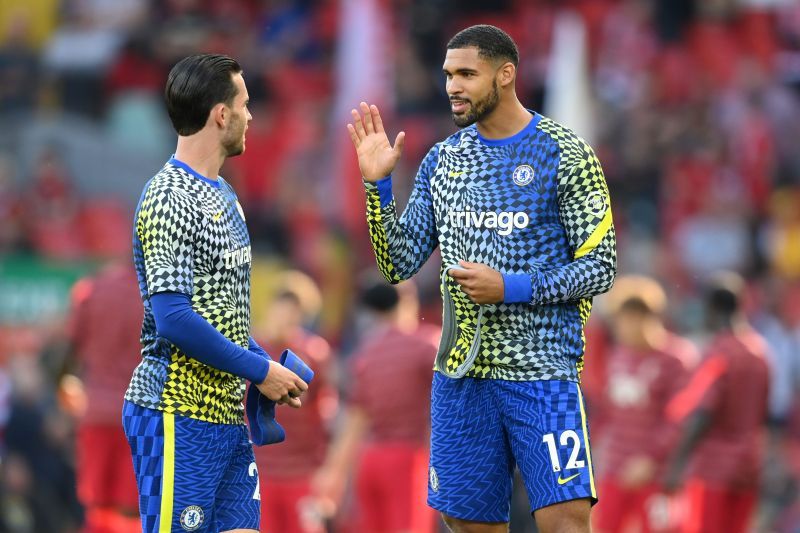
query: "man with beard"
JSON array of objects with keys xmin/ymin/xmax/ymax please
[
  {"xmin": 123, "ymin": 54, "xmax": 308, "ymax": 533},
  {"xmin": 348, "ymin": 25, "xmax": 616, "ymax": 533}
]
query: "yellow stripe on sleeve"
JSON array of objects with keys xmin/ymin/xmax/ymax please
[
  {"xmin": 574, "ymin": 208, "xmax": 613, "ymax": 259},
  {"xmin": 576, "ymin": 386, "xmax": 597, "ymax": 499},
  {"xmin": 159, "ymin": 412, "xmax": 175, "ymax": 532}
]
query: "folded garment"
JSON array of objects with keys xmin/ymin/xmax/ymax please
[{"xmin": 246, "ymin": 349, "xmax": 315, "ymax": 446}]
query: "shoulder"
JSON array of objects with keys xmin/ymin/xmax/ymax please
[
  {"xmin": 142, "ymin": 166, "xmax": 196, "ymax": 203},
  {"xmin": 536, "ymin": 115, "xmax": 595, "ymax": 164}
]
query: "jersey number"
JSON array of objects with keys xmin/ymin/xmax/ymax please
[
  {"xmin": 542, "ymin": 430, "xmax": 585, "ymax": 472},
  {"xmin": 248, "ymin": 462, "xmax": 261, "ymax": 500}
]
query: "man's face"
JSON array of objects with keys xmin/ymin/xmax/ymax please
[
  {"xmin": 222, "ymin": 72, "xmax": 252, "ymax": 157},
  {"xmin": 443, "ymin": 47, "xmax": 501, "ymax": 128}
]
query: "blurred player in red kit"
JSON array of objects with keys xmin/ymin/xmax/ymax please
[
  {"xmin": 252, "ymin": 271, "xmax": 336, "ymax": 533},
  {"xmin": 664, "ymin": 272, "xmax": 771, "ymax": 533},
  {"xmin": 592, "ymin": 276, "xmax": 697, "ymax": 533},
  {"xmin": 312, "ymin": 279, "xmax": 438, "ymax": 533},
  {"xmin": 64, "ymin": 262, "xmax": 143, "ymax": 533}
]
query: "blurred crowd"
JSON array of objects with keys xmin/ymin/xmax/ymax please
[{"xmin": 1, "ymin": 0, "xmax": 800, "ymax": 531}]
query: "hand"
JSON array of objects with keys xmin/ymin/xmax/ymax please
[
  {"xmin": 449, "ymin": 260, "xmax": 504, "ymax": 304},
  {"xmin": 310, "ymin": 466, "xmax": 346, "ymax": 518},
  {"xmin": 347, "ymin": 102, "xmax": 405, "ymax": 182},
  {"xmin": 255, "ymin": 360, "xmax": 308, "ymax": 409},
  {"xmin": 620, "ymin": 455, "xmax": 656, "ymax": 489}
]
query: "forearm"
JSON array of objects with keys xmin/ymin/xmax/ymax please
[
  {"xmin": 151, "ymin": 292, "xmax": 269, "ymax": 383},
  {"xmin": 365, "ymin": 177, "xmax": 435, "ymax": 283},
  {"xmin": 321, "ymin": 407, "xmax": 369, "ymax": 477},
  {"xmin": 502, "ymin": 254, "xmax": 615, "ymax": 305},
  {"xmin": 664, "ymin": 410, "xmax": 710, "ymax": 483}
]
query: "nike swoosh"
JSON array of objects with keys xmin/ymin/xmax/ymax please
[
  {"xmin": 557, "ymin": 473, "xmax": 580, "ymax": 485},
  {"xmin": 212, "ymin": 211, "xmax": 223, "ymax": 221},
  {"xmin": 448, "ymin": 171, "xmax": 465, "ymax": 178}
]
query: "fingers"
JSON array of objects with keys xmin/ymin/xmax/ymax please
[
  {"xmin": 370, "ymin": 104, "xmax": 384, "ymax": 133},
  {"xmin": 350, "ymin": 108, "xmax": 366, "ymax": 139},
  {"xmin": 393, "ymin": 131, "xmax": 406, "ymax": 156},
  {"xmin": 449, "ymin": 268, "xmax": 471, "ymax": 280},
  {"xmin": 295, "ymin": 378, "xmax": 309, "ymax": 393},
  {"xmin": 458, "ymin": 260, "xmax": 480, "ymax": 269},
  {"xmin": 360, "ymin": 102, "xmax": 375, "ymax": 134},
  {"xmin": 280, "ymin": 395, "xmax": 302, "ymax": 408},
  {"xmin": 346, "ymin": 123, "xmax": 359, "ymax": 148}
]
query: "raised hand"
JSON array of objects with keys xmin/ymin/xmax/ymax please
[{"xmin": 347, "ymin": 102, "xmax": 406, "ymax": 183}]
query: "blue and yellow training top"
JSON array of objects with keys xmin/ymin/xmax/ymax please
[
  {"xmin": 126, "ymin": 159, "xmax": 252, "ymax": 424},
  {"xmin": 365, "ymin": 113, "xmax": 616, "ymax": 382}
]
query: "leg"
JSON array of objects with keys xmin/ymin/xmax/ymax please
[
  {"xmin": 122, "ymin": 401, "xmax": 225, "ymax": 533},
  {"xmin": 441, "ymin": 514, "xmax": 509, "ymax": 533},
  {"xmin": 427, "ymin": 374, "xmax": 515, "ymax": 524},
  {"xmin": 534, "ymin": 498, "xmax": 591, "ymax": 533},
  {"xmin": 503, "ymin": 381, "xmax": 596, "ymax": 532},
  {"xmin": 591, "ymin": 479, "xmax": 629, "ymax": 533},
  {"xmin": 215, "ymin": 425, "xmax": 262, "ymax": 532}
]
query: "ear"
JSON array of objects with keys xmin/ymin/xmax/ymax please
[
  {"xmin": 211, "ymin": 103, "xmax": 227, "ymax": 129},
  {"xmin": 497, "ymin": 62, "xmax": 516, "ymax": 89}
]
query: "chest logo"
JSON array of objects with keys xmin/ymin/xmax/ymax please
[{"xmin": 512, "ymin": 164, "xmax": 535, "ymax": 186}]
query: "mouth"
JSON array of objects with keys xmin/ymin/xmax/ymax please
[{"xmin": 450, "ymin": 99, "xmax": 470, "ymax": 114}]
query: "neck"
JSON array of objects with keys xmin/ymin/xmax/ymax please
[
  {"xmin": 174, "ymin": 134, "xmax": 224, "ymax": 180},
  {"xmin": 476, "ymin": 96, "xmax": 531, "ymax": 139}
]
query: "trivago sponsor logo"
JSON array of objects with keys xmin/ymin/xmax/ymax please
[{"xmin": 448, "ymin": 210, "xmax": 530, "ymax": 236}]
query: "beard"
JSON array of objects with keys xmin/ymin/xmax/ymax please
[
  {"xmin": 451, "ymin": 80, "xmax": 500, "ymax": 128},
  {"xmin": 222, "ymin": 114, "xmax": 246, "ymax": 157}
]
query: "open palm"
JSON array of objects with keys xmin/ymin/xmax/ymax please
[{"xmin": 347, "ymin": 102, "xmax": 406, "ymax": 183}]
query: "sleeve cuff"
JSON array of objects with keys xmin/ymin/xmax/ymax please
[
  {"xmin": 375, "ymin": 175, "xmax": 393, "ymax": 208},
  {"xmin": 502, "ymin": 273, "xmax": 533, "ymax": 304}
]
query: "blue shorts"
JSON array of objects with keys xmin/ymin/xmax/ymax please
[
  {"xmin": 427, "ymin": 374, "xmax": 597, "ymax": 522},
  {"xmin": 122, "ymin": 401, "xmax": 260, "ymax": 532}
]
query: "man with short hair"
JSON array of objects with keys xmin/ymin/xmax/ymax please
[
  {"xmin": 664, "ymin": 273, "xmax": 770, "ymax": 533},
  {"xmin": 349, "ymin": 24, "xmax": 616, "ymax": 533},
  {"xmin": 123, "ymin": 54, "xmax": 308, "ymax": 533}
]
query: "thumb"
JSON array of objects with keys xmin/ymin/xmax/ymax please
[{"xmin": 393, "ymin": 131, "xmax": 406, "ymax": 157}]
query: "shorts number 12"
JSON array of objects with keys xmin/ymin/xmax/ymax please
[{"xmin": 542, "ymin": 430, "xmax": 585, "ymax": 472}]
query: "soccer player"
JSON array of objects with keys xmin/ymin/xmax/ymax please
[
  {"xmin": 122, "ymin": 54, "xmax": 308, "ymax": 533},
  {"xmin": 312, "ymin": 280, "xmax": 437, "ymax": 533},
  {"xmin": 348, "ymin": 25, "xmax": 616, "ymax": 533},
  {"xmin": 663, "ymin": 273, "xmax": 770, "ymax": 533},
  {"xmin": 251, "ymin": 275, "xmax": 336, "ymax": 533},
  {"xmin": 64, "ymin": 262, "xmax": 142, "ymax": 533},
  {"xmin": 592, "ymin": 275, "xmax": 696, "ymax": 533}
]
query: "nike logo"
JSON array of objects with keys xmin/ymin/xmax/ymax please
[
  {"xmin": 557, "ymin": 473, "xmax": 580, "ymax": 485},
  {"xmin": 212, "ymin": 211, "xmax": 223, "ymax": 221},
  {"xmin": 448, "ymin": 171, "xmax": 465, "ymax": 178}
]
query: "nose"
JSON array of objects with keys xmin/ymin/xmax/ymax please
[{"xmin": 446, "ymin": 78, "xmax": 462, "ymax": 97}]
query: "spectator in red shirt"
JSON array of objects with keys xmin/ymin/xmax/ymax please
[
  {"xmin": 64, "ymin": 262, "xmax": 143, "ymax": 533},
  {"xmin": 593, "ymin": 275, "xmax": 697, "ymax": 533},
  {"xmin": 664, "ymin": 272, "xmax": 771, "ymax": 533},
  {"xmin": 312, "ymin": 280, "xmax": 438, "ymax": 533},
  {"xmin": 251, "ymin": 271, "xmax": 336, "ymax": 533}
]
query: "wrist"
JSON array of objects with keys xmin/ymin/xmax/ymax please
[{"xmin": 502, "ymin": 273, "xmax": 533, "ymax": 304}]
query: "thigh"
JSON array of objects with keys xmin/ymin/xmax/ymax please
[
  {"xmin": 592, "ymin": 479, "xmax": 629, "ymax": 533},
  {"xmin": 428, "ymin": 373, "xmax": 514, "ymax": 523},
  {"xmin": 501, "ymin": 380, "xmax": 596, "ymax": 513},
  {"xmin": 123, "ymin": 401, "xmax": 228, "ymax": 533},
  {"xmin": 214, "ymin": 424, "xmax": 261, "ymax": 532},
  {"xmin": 77, "ymin": 424, "xmax": 112, "ymax": 507}
]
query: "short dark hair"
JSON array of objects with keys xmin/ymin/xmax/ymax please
[
  {"xmin": 705, "ymin": 272, "xmax": 744, "ymax": 318},
  {"xmin": 360, "ymin": 281, "xmax": 399, "ymax": 313},
  {"xmin": 165, "ymin": 54, "xmax": 242, "ymax": 136},
  {"xmin": 447, "ymin": 25, "xmax": 519, "ymax": 67}
]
